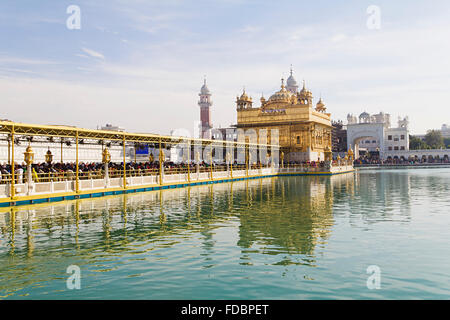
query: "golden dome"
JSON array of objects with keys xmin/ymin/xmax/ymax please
[
  {"xmin": 269, "ymin": 78, "xmax": 293, "ymax": 103},
  {"xmin": 260, "ymin": 94, "xmax": 266, "ymax": 104},
  {"xmin": 316, "ymin": 97, "xmax": 325, "ymax": 109},
  {"xmin": 300, "ymin": 80, "xmax": 307, "ymax": 94},
  {"xmin": 238, "ymin": 88, "xmax": 252, "ymax": 102}
]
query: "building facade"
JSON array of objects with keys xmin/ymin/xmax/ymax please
[
  {"xmin": 235, "ymin": 69, "xmax": 332, "ymax": 162},
  {"xmin": 100, "ymin": 124, "xmax": 125, "ymax": 132},
  {"xmin": 440, "ymin": 124, "xmax": 450, "ymax": 138},
  {"xmin": 346, "ymin": 111, "xmax": 409, "ymax": 159},
  {"xmin": 331, "ymin": 120, "xmax": 347, "ymax": 152}
]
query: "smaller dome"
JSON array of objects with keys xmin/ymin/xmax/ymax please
[
  {"xmin": 316, "ymin": 98, "xmax": 326, "ymax": 112},
  {"xmin": 299, "ymin": 80, "xmax": 308, "ymax": 95},
  {"xmin": 200, "ymin": 79, "xmax": 210, "ymax": 95},
  {"xmin": 238, "ymin": 88, "xmax": 252, "ymax": 102},
  {"xmin": 359, "ymin": 111, "xmax": 370, "ymax": 118},
  {"xmin": 260, "ymin": 94, "xmax": 266, "ymax": 104},
  {"xmin": 316, "ymin": 98, "xmax": 325, "ymax": 108},
  {"xmin": 286, "ymin": 66, "xmax": 298, "ymax": 88},
  {"xmin": 286, "ymin": 71, "xmax": 298, "ymax": 87}
]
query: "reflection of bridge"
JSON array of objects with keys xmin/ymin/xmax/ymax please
[
  {"xmin": 0, "ymin": 120, "xmax": 353, "ymax": 209},
  {"xmin": 0, "ymin": 164, "xmax": 353, "ymax": 209}
]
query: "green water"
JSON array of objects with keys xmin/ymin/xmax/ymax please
[{"xmin": 0, "ymin": 169, "xmax": 449, "ymax": 299}]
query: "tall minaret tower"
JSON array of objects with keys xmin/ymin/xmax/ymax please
[{"xmin": 198, "ymin": 78, "xmax": 213, "ymax": 139}]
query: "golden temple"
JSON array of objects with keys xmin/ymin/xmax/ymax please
[{"xmin": 236, "ymin": 68, "xmax": 332, "ymax": 162}]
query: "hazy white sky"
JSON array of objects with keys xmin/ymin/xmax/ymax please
[{"xmin": 1, "ymin": 0, "xmax": 449, "ymax": 135}]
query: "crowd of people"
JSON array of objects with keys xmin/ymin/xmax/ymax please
[
  {"xmin": 354, "ymin": 156, "xmax": 450, "ymax": 165},
  {"xmin": 0, "ymin": 160, "xmax": 263, "ymax": 183},
  {"xmin": 0, "ymin": 157, "xmax": 357, "ymax": 184}
]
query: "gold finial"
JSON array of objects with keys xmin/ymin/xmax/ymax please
[
  {"xmin": 102, "ymin": 147, "xmax": 111, "ymax": 163},
  {"xmin": 45, "ymin": 148, "xmax": 53, "ymax": 164},
  {"xmin": 281, "ymin": 78, "xmax": 285, "ymax": 89},
  {"xmin": 24, "ymin": 144, "xmax": 34, "ymax": 165}
]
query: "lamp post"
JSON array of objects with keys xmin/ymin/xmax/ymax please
[
  {"xmin": 45, "ymin": 148, "xmax": 53, "ymax": 166},
  {"xmin": 324, "ymin": 145, "xmax": 332, "ymax": 171},
  {"xmin": 159, "ymin": 143, "xmax": 165, "ymax": 185},
  {"xmin": 210, "ymin": 150, "xmax": 213, "ymax": 180},
  {"xmin": 186, "ymin": 142, "xmax": 191, "ymax": 182},
  {"xmin": 280, "ymin": 152, "xmax": 284, "ymax": 169},
  {"xmin": 246, "ymin": 149, "xmax": 251, "ymax": 177},
  {"xmin": 102, "ymin": 147, "xmax": 111, "ymax": 188},
  {"xmin": 24, "ymin": 145, "xmax": 34, "ymax": 195},
  {"xmin": 195, "ymin": 151, "xmax": 200, "ymax": 178}
]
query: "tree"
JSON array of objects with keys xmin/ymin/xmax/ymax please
[
  {"xmin": 424, "ymin": 130, "xmax": 444, "ymax": 149},
  {"xmin": 409, "ymin": 135, "xmax": 427, "ymax": 150}
]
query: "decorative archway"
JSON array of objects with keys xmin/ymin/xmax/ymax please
[{"xmin": 347, "ymin": 123, "xmax": 385, "ymax": 160}]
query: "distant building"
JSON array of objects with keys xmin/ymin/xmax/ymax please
[
  {"xmin": 441, "ymin": 124, "xmax": 450, "ymax": 138},
  {"xmin": 212, "ymin": 126, "xmax": 238, "ymax": 141},
  {"xmin": 100, "ymin": 124, "xmax": 125, "ymax": 132},
  {"xmin": 414, "ymin": 124, "xmax": 450, "ymax": 141},
  {"xmin": 347, "ymin": 111, "xmax": 409, "ymax": 159},
  {"xmin": 331, "ymin": 120, "xmax": 347, "ymax": 152}
]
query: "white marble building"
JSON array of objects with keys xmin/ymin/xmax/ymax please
[{"xmin": 347, "ymin": 111, "xmax": 409, "ymax": 159}]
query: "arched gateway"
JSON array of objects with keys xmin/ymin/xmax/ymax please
[{"xmin": 347, "ymin": 122, "xmax": 385, "ymax": 159}]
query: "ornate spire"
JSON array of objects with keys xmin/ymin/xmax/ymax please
[
  {"xmin": 200, "ymin": 77, "xmax": 210, "ymax": 95},
  {"xmin": 286, "ymin": 65, "xmax": 298, "ymax": 93}
]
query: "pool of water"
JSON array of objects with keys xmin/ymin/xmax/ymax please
[{"xmin": 0, "ymin": 168, "xmax": 449, "ymax": 299}]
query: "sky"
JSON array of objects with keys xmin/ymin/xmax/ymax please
[{"xmin": 1, "ymin": 0, "xmax": 449, "ymax": 135}]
